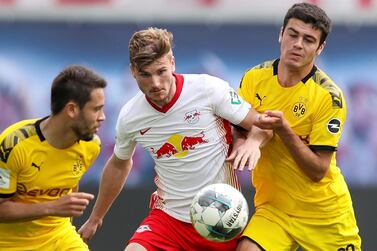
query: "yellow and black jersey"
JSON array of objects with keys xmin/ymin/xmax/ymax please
[
  {"xmin": 238, "ymin": 59, "xmax": 352, "ymax": 218},
  {"xmin": 0, "ymin": 117, "xmax": 101, "ymax": 248}
]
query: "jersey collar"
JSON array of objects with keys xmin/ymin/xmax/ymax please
[
  {"xmin": 273, "ymin": 59, "xmax": 317, "ymax": 84},
  {"xmin": 35, "ymin": 116, "xmax": 49, "ymax": 142},
  {"xmin": 145, "ymin": 73, "xmax": 184, "ymax": 113}
]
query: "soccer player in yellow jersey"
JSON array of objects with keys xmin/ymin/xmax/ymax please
[
  {"xmin": 0, "ymin": 65, "xmax": 106, "ymax": 250},
  {"xmin": 235, "ymin": 3, "xmax": 362, "ymax": 251}
]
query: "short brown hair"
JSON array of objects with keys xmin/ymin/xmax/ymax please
[
  {"xmin": 283, "ymin": 2, "xmax": 331, "ymax": 45},
  {"xmin": 51, "ymin": 65, "xmax": 107, "ymax": 115},
  {"xmin": 129, "ymin": 27, "xmax": 173, "ymax": 71}
]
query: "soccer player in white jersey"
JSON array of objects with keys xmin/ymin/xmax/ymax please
[{"xmin": 79, "ymin": 27, "xmax": 271, "ymax": 251}]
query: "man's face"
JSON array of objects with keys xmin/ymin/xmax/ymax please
[
  {"xmin": 72, "ymin": 88, "xmax": 106, "ymax": 141},
  {"xmin": 131, "ymin": 53, "xmax": 176, "ymax": 107},
  {"xmin": 279, "ymin": 18, "xmax": 324, "ymax": 70}
]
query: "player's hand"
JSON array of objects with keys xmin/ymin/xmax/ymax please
[
  {"xmin": 226, "ymin": 138, "xmax": 261, "ymax": 171},
  {"xmin": 46, "ymin": 192, "xmax": 94, "ymax": 217},
  {"xmin": 78, "ymin": 218, "xmax": 103, "ymax": 243},
  {"xmin": 254, "ymin": 110, "xmax": 287, "ymax": 131}
]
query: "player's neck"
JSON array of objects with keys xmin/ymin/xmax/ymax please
[
  {"xmin": 40, "ymin": 116, "xmax": 78, "ymax": 149},
  {"xmin": 278, "ymin": 61, "xmax": 314, "ymax": 87}
]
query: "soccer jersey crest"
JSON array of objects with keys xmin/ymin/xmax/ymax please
[
  {"xmin": 184, "ymin": 109, "xmax": 201, "ymax": 125},
  {"xmin": 292, "ymin": 97, "xmax": 308, "ymax": 118},
  {"xmin": 72, "ymin": 158, "xmax": 85, "ymax": 176}
]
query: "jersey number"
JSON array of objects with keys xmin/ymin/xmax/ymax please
[{"xmin": 337, "ymin": 244, "xmax": 355, "ymax": 251}]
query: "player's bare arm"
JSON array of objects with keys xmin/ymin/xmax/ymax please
[
  {"xmin": 228, "ymin": 126, "xmax": 273, "ymax": 171},
  {"xmin": 255, "ymin": 110, "xmax": 333, "ymax": 182},
  {"xmin": 237, "ymin": 108, "xmax": 259, "ymax": 131},
  {"xmin": 0, "ymin": 192, "xmax": 94, "ymax": 223},
  {"xmin": 78, "ymin": 153, "xmax": 133, "ymax": 243},
  {"xmin": 227, "ymin": 109, "xmax": 273, "ymax": 171}
]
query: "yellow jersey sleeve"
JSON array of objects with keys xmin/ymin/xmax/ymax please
[
  {"xmin": 310, "ymin": 88, "xmax": 346, "ymax": 150},
  {"xmin": 0, "ymin": 147, "xmax": 26, "ymax": 195},
  {"xmin": 0, "ymin": 124, "xmax": 32, "ymax": 196}
]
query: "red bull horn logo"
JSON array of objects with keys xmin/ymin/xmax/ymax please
[
  {"xmin": 151, "ymin": 131, "xmax": 207, "ymax": 159},
  {"xmin": 184, "ymin": 109, "xmax": 201, "ymax": 124}
]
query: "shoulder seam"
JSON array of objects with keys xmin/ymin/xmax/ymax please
[{"xmin": 312, "ymin": 70, "xmax": 343, "ymax": 109}]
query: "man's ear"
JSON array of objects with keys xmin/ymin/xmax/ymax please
[
  {"xmin": 171, "ymin": 55, "xmax": 176, "ymax": 72},
  {"xmin": 278, "ymin": 27, "xmax": 283, "ymax": 43},
  {"xmin": 316, "ymin": 41, "xmax": 326, "ymax": 56},
  {"xmin": 65, "ymin": 101, "xmax": 79, "ymax": 119},
  {"xmin": 130, "ymin": 63, "xmax": 136, "ymax": 78}
]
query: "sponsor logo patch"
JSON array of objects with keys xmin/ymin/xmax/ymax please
[
  {"xmin": 230, "ymin": 90, "xmax": 241, "ymax": 105},
  {"xmin": 136, "ymin": 225, "xmax": 152, "ymax": 233},
  {"xmin": 0, "ymin": 167, "xmax": 10, "ymax": 189},
  {"xmin": 327, "ymin": 118, "xmax": 341, "ymax": 134},
  {"xmin": 17, "ymin": 183, "xmax": 70, "ymax": 197},
  {"xmin": 150, "ymin": 131, "xmax": 207, "ymax": 159}
]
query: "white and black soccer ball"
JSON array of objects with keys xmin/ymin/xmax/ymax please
[{"xmin": 190, "ymin": 183, "xmax": 249, "ymax": 242}]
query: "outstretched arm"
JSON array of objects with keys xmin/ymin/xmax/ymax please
[
  {"xmin": 227, "ymin": 124, "xmax": 273, "ymax": 171},
  {"xmin": 78, "ymin": 153, "xmax": 133, "ymax": 243},
  {"xmin": 227, "ymin": 109, "xmax": 273, "ymax": 170}
]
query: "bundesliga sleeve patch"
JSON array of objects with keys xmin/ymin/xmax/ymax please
[
  {"xmin": 327, "ymin": 118, "xmax": 341, "ymax": 134},
  {"xmin": 229, "ymin": 90, "xmax": 241, "ymax": 105},
  {"xmin": 0, "ymin": 167, "xmax": 10, "ymax": 189}
]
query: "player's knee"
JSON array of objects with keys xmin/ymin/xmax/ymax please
[{"xmin": 237, "ymin": 237, "xmax": 263, "ymax": 251}]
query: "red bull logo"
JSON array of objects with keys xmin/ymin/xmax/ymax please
[
  {"xmin": 184, "ymin": 109, "xmax": 201, "ymax": 124},
  {"xmin": 151, "ymin": 131, "xmax": 207, "ymax": 159}
]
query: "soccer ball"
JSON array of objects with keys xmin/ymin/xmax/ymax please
[{"xmin": 190, "ymin": 183, "xmax": 249, "ymax": 242}]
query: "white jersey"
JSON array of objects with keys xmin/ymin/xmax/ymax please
[{"xmin": 114, "ymin": 74, "xmax": 251, "ymax": 222}]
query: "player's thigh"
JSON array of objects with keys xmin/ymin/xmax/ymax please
[
  {"xmin": 128, "ymin": 209, "xmax": 238, "ymax": 251},
  {"xmin": 242, "ymin": 214, "xmax": 299, "ymax": 251},
  {"xmin": 127, "ymin": 209, "xmax": 181, "ymax": 251},
  {"xmin": 53, "ymin": 226, "xmax": 89, "ymax": 251},
  {"xmin": 125, "ymin": 242, "xmax": 148, "ymax": 251}
]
